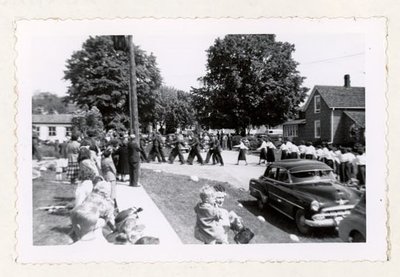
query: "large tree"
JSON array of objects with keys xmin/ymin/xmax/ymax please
[
  {"xmin": 154, "ymin": 86, "xmax": 196, "ymax": 134},
  {"xmin": 64, "ymin": 36, "xmax": 162, "ymax": 129},
  {"xmin": 192, "ymin": 34, "xmax": 308, "ymax": 134}
]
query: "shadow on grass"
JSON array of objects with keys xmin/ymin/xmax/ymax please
[
  {"xmin": 238, "ymin": 199, "xmax": 339, "ymax": 239},
  {"xmin": 53, "ymin": 196, "xmax": 75, "ymax": 202},
  {"xmin": 50, "ymin": 225, "xmax": 72, "ymax": 236}
]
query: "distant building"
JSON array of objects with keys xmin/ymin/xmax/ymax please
[
  {"xmin": 32, "ymin": 114, "xmax": 74, "ymax": 142},
  {"xmin": 283, "ymin": 75, "xmax": 365, "ymax": 146}
]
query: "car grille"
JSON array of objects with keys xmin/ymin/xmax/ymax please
[{"xmin": 312, "ymin": 205, "xmax": 355, "ymax": 220}]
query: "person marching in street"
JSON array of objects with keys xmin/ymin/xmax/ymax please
[
  {"xmin": 187, "ymin": 132, "xmax": 204, "ymax": 165},
  {"xmin": 289, "ymin": 142, "xmax": 300, "ymax": 159},
  {"xmin": 304, "ymin": 141, "xmax": 316, "ymax": 160},
  {"xmin": 222, "ymin": 133, "xmax": 228, "ymax": 150},
  {"xmin": 285, "ymin": 138, "xmax": 294, "ymax": 158},
  {"xmin": 139, "ymin": 134, "xmax": 148, "ymax": 163},
  {"xmin": 227, "ymin": 133, "xmax": 233, "ymax": 150},
  {"xmin": 324, "ymin": 145, "xmax": 336, "ymax": 170},
  {"xmin": 233, "ymin": 139, "xmax": 249, "ymax": 165},
  {"xmin": 265, "ymin": 137, "xmax": 276, "ymax": 165},
  {"xmin": 321, "ymin": 142, "xmax": 330, "ymax": 164},
  {"xmin": 127, "ymin": 134, "xmax": 141, "ymax": 187},
  {"xmin": 333, "ymin": 146, "xmax": 342, "ymax": 178},
  {"xmin": 280, "ymin": 140, "xmax": 288, "ymax": 160},
  {"xmin": 315, "ymin": 145, "xmax": 324, "ymax": 161},
  {"xmin": 213, "ymin": 135, "xmax": 224, "ymax": 166},
  {"xmin": 298, "ymin": 140, "xmax": 306, "ymax": 159},
  {"xmin": 147, "ymin": 132, "xmax": 163, "ymax": 163},
  {"xmin": 168, "ymin": 133, "xmax": 186, "ymax": 165},
  {"xmin": 257, "ymin": 137, "xmax": 269, "ymax": 165},
  {"xmin": 353, "ymin": 147, "xmax": 366, "ymax": 187},
  {"xmin": 205, "ymin": 134, "xmax": 218, "ymax": 164},
  {"xmin": 156, "ymin": 132, "xmax": 167, "ymax": 163},
  {"xmin": 340, "ymin": 147, "xmax": 356, "ymax": 184}
]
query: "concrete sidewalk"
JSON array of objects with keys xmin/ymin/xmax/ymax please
[
  {"xmin": 115, "ymin": 183, "xmax": 182, "ymax": 245},
  {"xmin": 141, "ymin": 150, "xmax": 266, "ymax": 190}
]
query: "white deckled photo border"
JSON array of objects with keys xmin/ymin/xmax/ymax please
[{"xmin": 15, "ymin": 18, "xmax": 387, "ymax": 263}]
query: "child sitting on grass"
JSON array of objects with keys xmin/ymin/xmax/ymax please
[
  {"xmin": 71, "ymin": 179, "xmax": 116, "ymax": 242},
  {"xmin": 70, "ymin": 204, "xmax": 109, "ymax": 246},
  {"xmin": 194, "ymin": 185, "xmax": 226, "ymax": 244}
]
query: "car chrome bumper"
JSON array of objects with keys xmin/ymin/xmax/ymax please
[{"xmin": 305, "ymin": 217, "xmax": 344, "ymax": 227}]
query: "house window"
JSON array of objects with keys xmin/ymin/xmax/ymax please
[
  {"xmin": 284, "ymin": 125, "xmax": 298, "ymax": 138},
  {"xmin": 32, "ymin": 125, "xmax": 40, "ymax": 134},
  {"xmin": 66, "ymin": 127, "xmax": 72, "ymax": 137},
  {"xmin": 314, "ymin": 120, "xmax": 321, "ymax": 138},
  {"xmin": 48, "ymin": 126, "xmax": 56, "ymax": 136},
  {"xmin": 314, "ymin": 95, "xmax": 321, "ymax": 113}
]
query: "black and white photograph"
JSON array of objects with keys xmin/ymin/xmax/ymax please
[{"xmin": 16, "ymin": 18, "xmax": 386, "ymax": 262}]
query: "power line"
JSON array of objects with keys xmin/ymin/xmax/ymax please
[{"xmin": 301, "ymin": 52, "xmax": 364, "ymax": 65}]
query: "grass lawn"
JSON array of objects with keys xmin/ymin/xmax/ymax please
[
  {"xmin": 33, "ymin": 167, "xmax": 340, "ymax": 245},
  {"xmin": 140, "ymin": 169, "xmax": 309, "ymax": 244},
  {"xmin": 33, "ymin": 171, "xmax": 75, "ymax": 245}
]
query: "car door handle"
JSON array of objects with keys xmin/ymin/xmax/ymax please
[{"xmin": 277, "ymin": 198, "xmax": 282, "ymax": 203}]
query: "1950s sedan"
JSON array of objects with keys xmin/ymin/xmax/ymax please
[{"xmin": 249, "ymin": 159, "xmax": 361, "ymax": 234}]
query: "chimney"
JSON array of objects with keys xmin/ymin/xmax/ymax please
[{"xmin": 344, "ymin": 74, "xmax": 351, "ymax": 88}]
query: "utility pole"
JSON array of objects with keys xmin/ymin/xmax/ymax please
[{"xmin": 127, "ymin": 35, "xmax": 139, "ymax": 138}]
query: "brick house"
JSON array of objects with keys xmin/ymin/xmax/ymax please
[
  {"xmin": 283, "ymin": 75, "xmax": 365, "ymax": 146},
  {"xmin": 32, "ymin": 114, "xmax": 74, "ymax": 142}
]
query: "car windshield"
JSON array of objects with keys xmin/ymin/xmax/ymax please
[{"xmin": 290, "ymin": 170, "xmax": 335, "ymax": 183}]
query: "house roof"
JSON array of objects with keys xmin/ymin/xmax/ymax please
[
  {"xmin": 32, "ymin": 114, "xmax": 74, "ymax": 124},
  {"xmin": 343, "ymin": 111, "xmax": 365, "ymax": 128},
  {"xmin": 282, "ymin": 119, "xmax": 306, "ymax": 125},
  {"xmin": 303, "ymin": 85, "xmax": 365, "ymax": 111}
]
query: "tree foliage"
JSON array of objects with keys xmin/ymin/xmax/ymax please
[
  {"xmin": 64, "ymin": 36, "xmax": 162, "ymax": 129},
  {"xmin": 71, "ymin": 106, "xmax": 104, "ymax": 138},
  {"xmin": 192, "ymin": 34, "xmax": 308, "ymax": 133},
  {"xmin": 154, "ymin": 86, "xmax": 196, "ymax": 134},
  {"xmin": 32, "ymin": 92, "xmax": 68, "ymax": 114}
]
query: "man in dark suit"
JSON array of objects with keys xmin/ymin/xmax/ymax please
[
  {"xmin": 139, "ymin": 134, "xmax": 148, "ymax": 162},
  {"xmin": 212, "ymin": 136, "xmax": 224, "ymax": 166},
  {"xmin": 187, "ymin": 133, "xmax": 204, "ymax": 165},
  {"xmin": 168, "ymin": 134, "xmax": 185, "ymax": 164},
  {"xmin": 147, "ymin": 132, "xmax": 162, "ymax": 163},
  {"xmin": 128, "ymin": 134, "xmax": 141, "ymax": 187}
]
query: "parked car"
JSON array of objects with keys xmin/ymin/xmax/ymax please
[
  {"xmin": 249, "ymin": 159, "xmax": 361, "ymax": 234},
  {"xmin": 338, "ymin": 193, "xmax": 366, "ymax": 242}
]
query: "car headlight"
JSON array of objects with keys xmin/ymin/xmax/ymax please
[{"xmin": 310, "ymin": 200, "xmax": 320, "ymax": 212}]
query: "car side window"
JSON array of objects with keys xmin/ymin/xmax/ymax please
[
  {"xmin": 277, "ymin": 168, "xmax": 290, "ymax": 183},
  {"xmin": 265, "ymin": 167, "xmax": 277, "ymax": 179}
]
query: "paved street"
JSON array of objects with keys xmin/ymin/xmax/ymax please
[{"xmin": 142, "ymin": 150, "xmax": 266, "ymax": 190}]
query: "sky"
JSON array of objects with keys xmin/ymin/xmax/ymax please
[{"xmin": 23, "ymin": 33, "xmax": 365, "ymax": 97}]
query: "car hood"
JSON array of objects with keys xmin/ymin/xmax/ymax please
[{"xmin": 292, "ymin": 181, "xmax": 360, "ymax": 205}]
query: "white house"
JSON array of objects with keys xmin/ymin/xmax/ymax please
[{"xmin": 32, "ymin": 114, "xmax": 74, "ymax": 142}]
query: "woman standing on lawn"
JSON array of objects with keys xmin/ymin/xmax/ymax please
[
  {"xmin": 66, "ymin": 134, "xmax": 80, "ymax": 185},
  {"xmin": 233, "ymin": 139, "xmax": 249, "ymax": 165}
]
